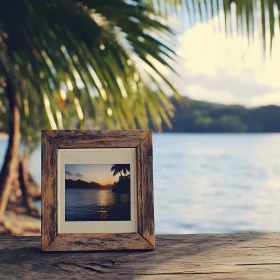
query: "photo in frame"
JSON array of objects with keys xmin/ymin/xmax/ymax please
[{"xmin": 41, "ymin": 130, "xmax": 154, "ymax": 251}]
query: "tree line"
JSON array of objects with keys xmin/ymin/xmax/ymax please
[{"xmin": 159, "ymin": 97, "xmax": 280, "ymax": 133}]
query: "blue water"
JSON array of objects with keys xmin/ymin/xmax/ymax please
[
  {"xmin": 1, "ymin": 133, "xmax": 280, "ymax": 233},
  {"xmin": 65, "ymin": 188, "xmax": 130, "ymax": 221}
]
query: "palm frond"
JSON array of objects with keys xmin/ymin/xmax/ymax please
[
  {"xmin": 222, "ymin": 0, "xmax": 279, "ymax": 53},
  {"xmin": 0, "ymin": 0, "xmax": 180, "ymax": 142},
  {"xmin": 144, "ymin": 0, "xmax": 279, "ymax": 54}
]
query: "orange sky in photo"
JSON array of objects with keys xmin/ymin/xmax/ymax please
[{"xmin": 65, "ymin": 164, "xmax": 118, "ymax": 185}]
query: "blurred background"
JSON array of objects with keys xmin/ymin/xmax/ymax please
[{"xmin": 0, "ymin": 0, "xmax": 279, "ymax": 236}]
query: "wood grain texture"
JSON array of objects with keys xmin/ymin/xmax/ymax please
[
  {"xmin": 41, "ymin": 131, "xmax": 58, "ymax": 250},
  {"xmin": 44, "ymin": 233, "xmax": 154, "ymax": 251},
  {"xmin": 43, "ymin": 130, "xmax": 150, "ymax": 148},
  {"xmin": 41, "ymin": 130, "xmax": 154, "ymax": 251},
  {"xmin": 1, "ymin": 233, "xmax": 280, "ymax": 279},
  {"xmin": 136, "ymin": 130, "xmax": 154, "ymax": 247}
]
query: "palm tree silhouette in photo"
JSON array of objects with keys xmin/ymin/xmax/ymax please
[
  {"xmin": 111, "ymin": 164, "xmax": 130, "ymax": 176},
  {"xmin": 111, "ymin": 164, "xmax": 130, "ymax": 194}
]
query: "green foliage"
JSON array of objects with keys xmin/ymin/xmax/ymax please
[
  {"xmin": 161, "ymin": 96, "xmax": 280, "ymax": 132},
  {"xmin": 0, "ymin": 0, "xmax": 279, "ymax": 150},
  {"xmin": 0, "ymin": 0, "xmax": 179, "ymax": 144},
  {"xmin": 222, "ymin": 0, "xmax": 280, "ymax": 53}
]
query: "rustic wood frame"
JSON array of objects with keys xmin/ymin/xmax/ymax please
[{"xmin": 41, "ymin": 130, "xmax": 154, "ymax": 251}]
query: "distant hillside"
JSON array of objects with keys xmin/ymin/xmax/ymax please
[
  {"xmin": 65, "ymin": 179, "xmax": 112, "ymax": 189},
  {"xmin": 160, "ymin": 97, "xmax": 280, "ymax": 133}
]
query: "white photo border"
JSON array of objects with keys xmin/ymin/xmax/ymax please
[{"xmin": 58, "ymin": 148, "xmax": 137, "ymax": 234}]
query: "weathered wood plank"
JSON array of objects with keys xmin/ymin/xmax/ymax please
[
  {"xmin": 136, "ymin": 131, "xmax": 154, "ymax": 247},
  {"xmin": 43, "ymin": 129, "xmax": 150, "ymax": 148},
  {"xmin": 41, "ymin": 131, "xmax": 58, "ymax": 250},
  {"xmin": 44, "ymin": 233, "xmax": 154, "ymax": 251},
  {"xmin": 1, "ymin": 233, "xmax": 280, "ymax": 279}
]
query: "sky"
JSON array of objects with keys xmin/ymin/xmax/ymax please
[
  {"xmin": 161, "ymin": 4, "xmax": 280, "ymax": 107},
  {"xmin": 65, "ymin": 164, "xmax": 117, "ymax": 185}
]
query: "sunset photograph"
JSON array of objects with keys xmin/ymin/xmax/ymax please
[{"xmin": 65, "ymin": 164, "xmax": 131, "ymax": 222}]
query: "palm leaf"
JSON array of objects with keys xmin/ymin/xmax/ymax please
[
  {"xmin": 146, "ymin": 0, "xmax": 279, "ymax": 54},
  {"xmin": 0, "ymin": 0, "xmax": 180, "ymax": 142}
]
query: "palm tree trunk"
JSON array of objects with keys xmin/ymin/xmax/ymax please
[
  {"xmin": 18, "ymin": 157, "xmax": 32, "ymax": 210},
  {"xmin": 0, "ymin": 78, "xmax": 20, "ymax": 223},
  {"xmin": 18, "ymin": 156, "xmax": 40, "ymax": 217}
]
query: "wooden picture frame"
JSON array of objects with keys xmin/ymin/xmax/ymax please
[{"xmin": 41, "ymin": 130, "xmax": 154, "ymax": 251}]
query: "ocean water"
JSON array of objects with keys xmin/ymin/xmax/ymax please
[
  {"xmin": 65, "ymin": 188, "xmax": 130, "ymax": 221},
  {"xmin": 1, "ymin": 133, "xmax": 280, "ymax": 233}
]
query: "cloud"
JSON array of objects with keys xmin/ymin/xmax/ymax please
[
  {"xmin": 173, "ymin": 9, "xmax": 280, "ymax": 107},
  {"xmin": 185, "ymin": 84, "xmax": 237, "ymax": 104},
  {"xmin": 252, "ymin": 91, "xmax": 280, "ymax": 107},
  {"xmin": 75, "ymin": 173, "xmax": 83, "ymax": 178},
  {"xmin": 65, "ymin": 171, "xmax": 73, "ymax": 176}
]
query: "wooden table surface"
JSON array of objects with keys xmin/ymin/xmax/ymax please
[{"xmin": 1, "ymin": 233, "xmax": 280, "ymax": 279}]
